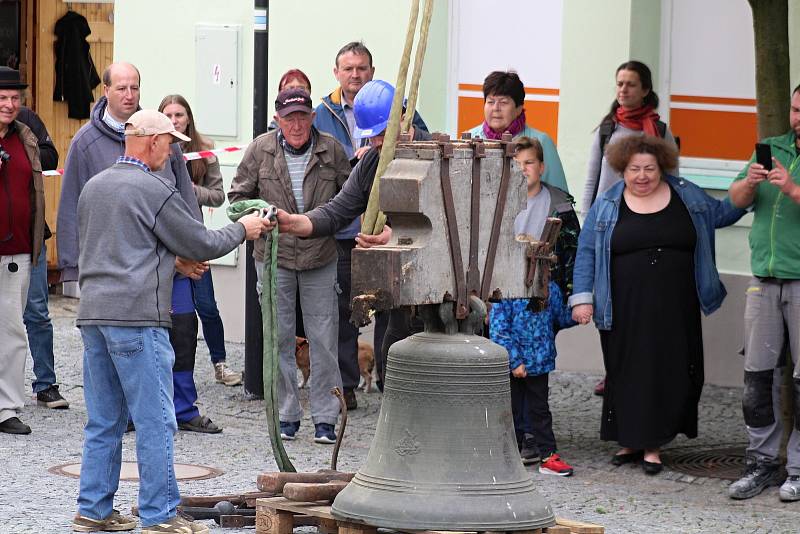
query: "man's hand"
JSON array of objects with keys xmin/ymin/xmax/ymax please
[
  {"xmin": 356, "ymin": 225, "xmax": 392, "ymax": 248},
  {"xmin": 273, "ymin": 209, "xmax": 313, "ymax": 237},
  {"xmin": 238, "ymin": 212, "xmax": 270, "ymax": 240},
  {"xmin": 572, "ymin": 303, "xmax": 593, "ymax": 325},
  {"xmin": 353, "ymin": 146, "xmax": 371, "ymax": 160},
  {"xmin": 511, "ymin": 364, "xmax": 527, "ymax": 378},
  {"xmin": 767, "ymin": 158, "xmax": 799, "ymax": 199},
  {"xmin": 175, "ymin": 257, "xmax": 208, "ymax": 280},
  {"xmin": 745, "ymin": 162, "xmax": 769, "ymax": 188}
]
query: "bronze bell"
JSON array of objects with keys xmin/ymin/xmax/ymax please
[{"xmin": 331, "ymin": 323, "xmax": 555, "ymax": 530}]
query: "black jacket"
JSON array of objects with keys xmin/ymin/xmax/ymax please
[
  {"xmin": 53, "ymin": 11, "xmax": 100, "ymax": 120},
  {"xmin": 17, "ymin": 106, "xmax": 59, "ymax": 240}
]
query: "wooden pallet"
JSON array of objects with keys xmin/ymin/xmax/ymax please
[{"xmin": 255, "ymin": 497, "xmax": 603, "ymax": 534}]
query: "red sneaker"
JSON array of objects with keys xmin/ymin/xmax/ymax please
[
  {"xmin": 594, "ymin": 377, "xmax": 606, "ymax": 396},
  {"xmin": 539, "ymin": 453, "xmax": 574, "ymax": 477}
]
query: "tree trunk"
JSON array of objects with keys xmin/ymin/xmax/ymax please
[{"xmin": 748, "ymin": 0, "xmax": 791, "ymax": 138}]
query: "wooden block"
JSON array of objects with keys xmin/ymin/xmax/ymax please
[
  {"xmin": 543, "ymin": 526, "xmax": 572, "ymax": 533},
  {"xmin": 256, "ymin": 500, "xmax": 295, "ymax": 534},
  {"xmin": 318, "ymin": 517, "xmax": 338, "ymax": 534},
  {"xmin": 337, "ymin": 521, "xmax": 378, "ymax": 534},
  {"xmin": 555, "ymin": 517, "xmax": 604, "ymax": 534}
]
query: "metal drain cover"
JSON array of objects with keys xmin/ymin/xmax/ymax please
[
  {"xmin": 663, "ymin": 446, "xmax": 750, "ymax": 480},
  {"xmin": 49, "ymin": 462, "xmax": 223, "ymax": 481}
]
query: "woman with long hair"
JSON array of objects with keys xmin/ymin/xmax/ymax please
[{"xmin": 158, "ymin": 94, "xmax": 241, "ymax": 388}]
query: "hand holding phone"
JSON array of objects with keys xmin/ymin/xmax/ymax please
[{"xmin": 756, "ymin": 143, "xmax": 773, "ymax": 171}]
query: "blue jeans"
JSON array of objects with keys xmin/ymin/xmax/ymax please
[
  {"xmin": 23, "ymin": 243, "xmax": 56, "ymax": 393},
  {"xmin": 192, "ymin": 269, "xmax": 227, "ymax": 364},
  {"xmin": 78, "ymin": 325, "xmax": 180, "ymax": 526}
]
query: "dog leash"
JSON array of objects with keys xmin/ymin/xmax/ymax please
[{"xmin": 227, "ymin": 200, "xmax": 296, "ymax": 472}]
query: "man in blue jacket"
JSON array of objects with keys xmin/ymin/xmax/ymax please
[{"xmin": 313, "ymin": 42, "xmax": 427, "ymax": 409}]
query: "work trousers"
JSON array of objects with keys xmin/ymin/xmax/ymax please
[
  {"xmin": 24, "ymin": 243, "xmax": 57, "ymax": 393},
  {"xmin": 258, "ymin": 260, "xmax": 342, "ymax": 425},
  {"xmin": 335, "ymin": 239, "xmax": 360, "ymax": 390},
  {"xmin": 0, "ymin": 254, "xmax": 31, "ymax": 423},
  {"xmin": 510, "ymin": 372, "xmax": 557, "ymax": 458},
  {"xmin": 742, "ymin": 278, "xmax": 800, "ymax": 474},
  {"xmin": 170, "ymin": 312, "xmax": 201, "ymax": 424}
]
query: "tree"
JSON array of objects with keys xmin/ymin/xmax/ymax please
[{"xmin": 748, "ymin": 0, "xmax": 790, "ymax": 138}]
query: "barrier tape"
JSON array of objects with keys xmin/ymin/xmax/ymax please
[{"xmin": 42, "ymin": 144, "xmax": 249, "ymax": 176}]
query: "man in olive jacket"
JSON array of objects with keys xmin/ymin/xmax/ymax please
[{"xmin": 228, "ymin": 88, "xmax": 351, "ymax": 444}]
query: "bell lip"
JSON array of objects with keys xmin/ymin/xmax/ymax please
[{"xmin": 330, "ymin": 504, "xmax": 556, "ymax": 531}]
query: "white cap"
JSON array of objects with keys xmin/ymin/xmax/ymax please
[{"xmin": 125, "ymin": 109, "xmax": 190, "ymax": 142}]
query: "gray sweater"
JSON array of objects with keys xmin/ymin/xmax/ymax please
[{"xmin": 76, "ymin": 163, "xmax": 246, "ymax": 328}]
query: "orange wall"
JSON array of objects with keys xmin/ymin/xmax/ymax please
[{"xmin": 669, "ymin": 96, "xmax": 758, "ymax": 160}]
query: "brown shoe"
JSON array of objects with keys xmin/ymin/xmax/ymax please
[
  {"xmin": 141, "ymin": 514, "xmax": 209, "ymax": 533},
  {"xmin": 72, "ymin": 510, "xmax": 137, "ymax": 532}
]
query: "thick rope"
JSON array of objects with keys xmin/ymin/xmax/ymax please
[
  {"xmin": 227, "ymin": 200, "xmax": 295, "ymax": 472},
  {"xmin": 361, "ymin": 0, "xmax": 420, "ymax": 236},
  {"xmin": 401, "ymin": 0, "xmax": 434, "ymax": 135}
]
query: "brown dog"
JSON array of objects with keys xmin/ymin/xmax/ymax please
[
  {"xmin": 295, "ymin": 337, "xmax": 310, "ymax": 388},
  {"xmin": 358, "ymin": 340, "xmax": 375, "ymax": 393}
]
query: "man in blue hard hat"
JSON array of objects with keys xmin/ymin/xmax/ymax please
[
  {"xmin": 314, "ymin": 42, "xmax": 428, "ymax": 408},
  {"xmin": 271, "ymin": 79, "xmax": 430, "ymax": 389}
]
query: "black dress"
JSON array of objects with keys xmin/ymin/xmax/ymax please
[{"xmin": 599, "ymin": 186, "xmax": 704, "ymax": 449}]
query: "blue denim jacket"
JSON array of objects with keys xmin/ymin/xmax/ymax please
[{"xmin": 567, "ymin": 175, "xmax": 746, "ymax": 330}]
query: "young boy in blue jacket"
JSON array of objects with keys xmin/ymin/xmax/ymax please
[{"xmin": 489, "ymin": 136, "xmax": 579, "ymax": 476}]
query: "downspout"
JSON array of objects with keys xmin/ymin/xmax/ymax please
[{"xmin": 244, "ymin": 0, "xmax": 269, "ymax": 398}]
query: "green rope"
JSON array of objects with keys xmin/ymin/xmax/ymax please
[{"xmin": 227, "ymin": 200, "xmax": 296, "ymax": 472}]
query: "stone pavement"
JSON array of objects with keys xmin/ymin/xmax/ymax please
[{"xmin": 1, "ymin": 296, "xmax": 799, "ymax": 533}]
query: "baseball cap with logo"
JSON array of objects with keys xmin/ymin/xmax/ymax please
[
  {"xmin": 124, "ymin": 109, "xmax": 191, "ymax": 142},
  {"xmin": 275, "ymin": 88, "xmax": 313, "ymax": 117}
]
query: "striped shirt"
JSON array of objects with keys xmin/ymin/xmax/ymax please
[{"xmin": 284, "ymin": 145, "xmax": 313, "ymax": 213}]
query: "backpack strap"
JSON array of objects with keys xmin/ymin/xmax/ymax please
[
  {"xmin": 656, "ymin": 120, "xmax": 667, "ymax": 139},
  {"xmin": 591, "ymin": 119, "xmax": 616, "ymax": 205}
]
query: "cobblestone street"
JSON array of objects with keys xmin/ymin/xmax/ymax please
[{"xmin": 1, "ymin": 296, "xmax": 799, "ymax": 533}]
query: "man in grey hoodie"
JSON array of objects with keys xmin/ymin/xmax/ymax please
[
  {"xmin": 57, "ymin": 62, "xmax": 221, "ymax": 433},
  {"xmin": 72, "ymin": 110, "xmax": 268, "ymax": 534}
]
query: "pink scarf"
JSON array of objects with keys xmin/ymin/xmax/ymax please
[{"xmin": 482, "ymin": 109, "xmax": 527, "ymax": 140}]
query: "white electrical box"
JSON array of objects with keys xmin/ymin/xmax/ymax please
[{"xmin": 195, "ymin": 24, "xmax": 240, "ymax": 137}]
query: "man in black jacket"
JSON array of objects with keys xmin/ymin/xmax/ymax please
[{"xmin": 16, "ymin": 106, "xmax": 69, "ymax": 409}]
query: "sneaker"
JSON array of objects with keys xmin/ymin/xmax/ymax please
[
  {"xmin": 780, "ymin": 475, "xmax": 800, "ymax": 502},
  {"xmin": 280, "ymin": 420, "xmax": 300, "ymax": 440},
  {"xmin": 36, "ymin": 384, "xmax": 70, "ymax": 409},
  {"xmin": 0, "ymin": 416, "xmax": 31, "ymax": 435},
  {"xmin": 728, "ymin": 457, "xmax": 782, "ymax": 500},
  {"xmin": 141, "ymin": 514, "xmax": 209, "ymax": 533},
  {"xmin": 539, "ymin": 453, "xmax": 574, "ymax": 477},
  {"xmin": 520, "ymin": 433, "xmax": 540, "ymax": 464},
  {"xmin": 314, "ymin": 423, "xmax": 336, "ymax": 444},
  {"xmin": 214, "ymin": 362, "xmax": 242, "ymax": 386},
  {"xmin": 72, "ymin": 510, "xmax": 136, "ymax": 532},
  {"xmin": 343, "ymin": 388, "xmax": 358, "ymax": 410}
]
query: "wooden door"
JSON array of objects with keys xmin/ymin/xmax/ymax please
[{"xmin": 31, "ymin": 0, "xmax": 114, "ymax": 269}]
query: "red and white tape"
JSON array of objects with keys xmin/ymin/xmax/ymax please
[{"xmin": 42, "ymin": 144, "xmax": 249, "ymax": 176}]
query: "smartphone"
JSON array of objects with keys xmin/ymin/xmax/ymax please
[{"xmin": 755, "ymin": 143, "xmax": 772, "ymax": 170}]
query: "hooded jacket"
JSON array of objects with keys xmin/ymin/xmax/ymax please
[
  {"xmin": 53, "ymin": 11, "xmax": 101, "ymax": 120},
  {"xmin": 57, "ymin": 96, "xmax": 200, "ymax": 281}
]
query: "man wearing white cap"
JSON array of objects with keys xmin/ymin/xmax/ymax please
[{"xmin": 72, "ymin": 110, "xmax": 268, "ymax": 534}]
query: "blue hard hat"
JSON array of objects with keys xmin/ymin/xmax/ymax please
[{"xmin": 353, "ymin": 80, "xmax": 395, "ymax": 139}]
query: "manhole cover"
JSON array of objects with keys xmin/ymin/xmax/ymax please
[
  {"xmin": 49, "ymin": 462, "xmax": 223, "ymax": 481},
  {"xmin": 663, "ymin": 446, "xmax": 751, "ymax": 480}
]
